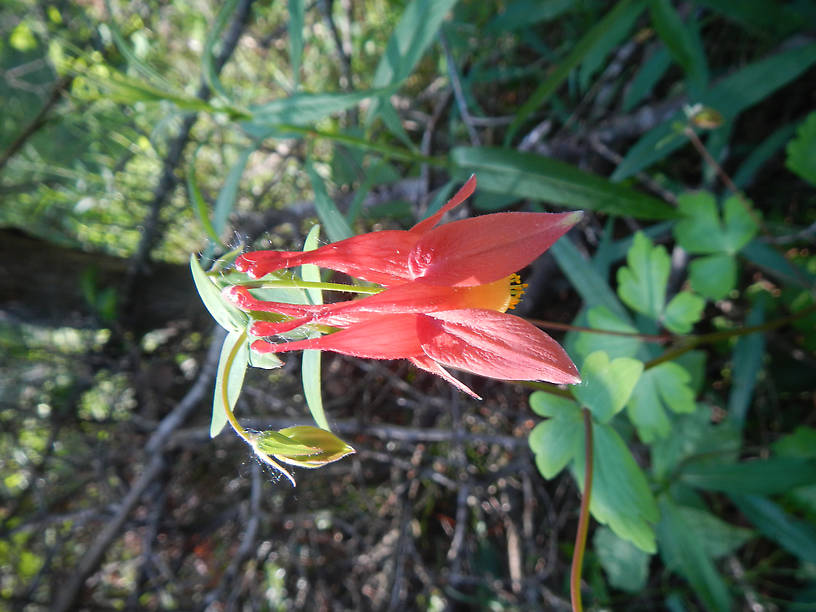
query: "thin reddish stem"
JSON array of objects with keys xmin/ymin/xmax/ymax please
[{"xmin": 571, "ymin": 408, "xmax": 594, "ymax": 612}]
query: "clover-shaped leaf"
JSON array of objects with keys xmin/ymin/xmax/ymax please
[
  {"xmin": 674, "ymin": 192, "xmax": 759, "ymax": 255},
  {"xmin": 617, "ymin": 232, "xmax": 669, "ymax": 321},
  {"xmin": 626, "ymin": 362, "xmax": 697, "ymax": 443},
  {"xmin": 573, "ymin": 351, "xmax": 644, "ymax": 423},
  {"xmin": 663, "ymin": 290, "xmax": 705, "ymax": 334},
  {"xmin": 528, "ymin": 393, "xmax": 583, "ymax": 479},
  {"xmin": 688, "ymin": 253, "xmax": 736, "ymax": 300}
]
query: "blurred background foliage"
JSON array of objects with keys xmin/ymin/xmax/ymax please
[{"xmin": 1, "ymin": 0, "xmax": 815, "ymax": 610}]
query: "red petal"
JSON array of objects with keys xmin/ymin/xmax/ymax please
[
  {"xmin": 252, "ymin": 314, "xmax": 425, "ymax": 359},
  {"xmin": 408, "ymin": 211, "xmax": 582, "ymax": 286},
  {"xmin": 409, "ymin": 356, "xmax": 482, "ymax": 399},
  {"xmin": 417, "ymin": 309, "xmax": 581, "ymax": 384},
  {"xmin": 409, "ymin": 175, "xmax": 476, "ymax": 235},
  {"xmin": 225, "ymin": 286, "xmax": 322, "ymax": 315},
  {"xmin": 236, "ymin": 230, "xmax": 419, "ymax": 285}
]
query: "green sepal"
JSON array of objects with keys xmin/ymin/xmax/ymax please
[{"xmin": 268, "ymin": 426, "xmax": 356, "ymax": 469}]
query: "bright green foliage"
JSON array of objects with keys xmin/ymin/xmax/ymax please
[
  {"xmin": 529, "ymin": 393, "xmax": 583, "ymax": 479},
  {"xmin": 617, "ymin": 232, "xmax": 704, "ymax": 332},
  {"xmin": 786, "ymin": 111, "xmax": 816, "ymax": 186},
  {"xmin": 530, "ymin": 354, "xmax": 656, "ymax": 552},
  {"xmin": 593, "ymin": 526, "xmax": 650, "ymax": 593},
  {"xmin": 573, "ymin": 351, "xmax": 643, "ymax": 423},
  {"xmin": 674, "ymin": 191, "xmax": 759, "ymax": 299},
  {"xmin": 573, "ymin": 422, "xmax": 659, "ymax": 553},
  {"xmin": 625, "ymin": 362, "xmax": 696, "ymax": 443}
]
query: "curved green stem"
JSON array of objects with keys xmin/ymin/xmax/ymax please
[
  {"xmin": 571, "ymin": 408, "xmax": 594, "ymax": 612},
  {"xmin": 220, "ymin": 331, "xmax": 296, "ymax": 486}
]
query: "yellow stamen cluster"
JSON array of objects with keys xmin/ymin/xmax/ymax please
[{"xmin": 506, "ymin": 273, "xmax": 528, "ymax": 310}]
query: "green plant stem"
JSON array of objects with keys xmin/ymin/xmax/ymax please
[
  {"xmin": 571, "ymin": 408, "xmax": 594, "ymax": 612},
  {"xmin": 220, "ymin": 331, "xmax": 296, "ymax": 485}
]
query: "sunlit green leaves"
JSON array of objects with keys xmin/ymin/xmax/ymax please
[
  {"xmin": 573, "ymin": 351, "xmax": 643, "ymax": 423},
  {"xmin": 617, "ymin": 232, "xmax": 704, "ymax": 332},
  {"xmin": 573, "ymin": 422, "xmax": 659, "ymax": 553},
  {"xmin": 529, "ymin": 393, "xmax": 583, "ymax": 479},
  {"xmin": 673, "ymin": 192, "xmax": 759, "ymax": 299},
  {"xmin": 626, "ymin": 362, "xmax": 696, "ymax": 443}
]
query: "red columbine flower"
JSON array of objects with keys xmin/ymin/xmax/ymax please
[{"xmin": 227, "ymin": 176, "xmax": 582, "ymax": 398}]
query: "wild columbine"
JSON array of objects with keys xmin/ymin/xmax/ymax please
[{"xmin": 226, "ymin": 176, "xmax": 581, "ymax": 398}]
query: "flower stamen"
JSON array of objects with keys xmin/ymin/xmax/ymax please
[{"xmin": 506, "ymin": 273, "xmax": 528, "ymax": 310}]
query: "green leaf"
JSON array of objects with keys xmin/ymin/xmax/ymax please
[
  {"xmin": 594, "ymin": 526, "xmax": 651, "ymax": 593},
  {"xmin": 578, "ymin": 0, "xmax": 643, "ymax": 91},
  {"xmin": 366, "ymin": 0, "xmax": 458, "ymax": 123},
  {"xmin": 612, "ymin": 42, "xmax": 816, "ymax": 181},
  {"xmin": 773, "ymin": 426, "xmax": 816, "ymax": 459},
  {"xmin": 741, "ymin": 239, "xmax": 816, "ymax": 290},
  {"xmin": 786, "ymin": 111, "xmax": 816, "ymax": 186},
  {"xmin": 203, "ymin": 0, "xmax": 238, "ymax": 100},
  {"xmin": 550, "ymin": 238, "xmax": 632, "ymax": 322},
  {"xmin": 451, "ymin": 147, "xmax": 678, "ymax": 220},
  {"xmin": 731, "ymin": 494, "xmax": 816, "ymax": 565},
  {"xmin": 504, "ymin": 0, "xmax": 645, "ymax": 145},
  {"xmin": 211, "ymin": 330, "xmax": 248, "ymax": 437},
  {"xmin": 248, "ymin": 89, "xmax": 391, "ymax": 128},
  {"xmin": 528, "ymin": 400, "xmax": 583, "ymax": 479},
  {"xmin": 529, "ymin": 391, "xmax": 580, "ymax": 418},
  {"xmin": 190, "ymin": 255, "xmax": 248, "ymax": 333},
  {"xmin": 727, "ymin": 295, "xmax": 766, "ymax": 427},
  {"xmin": 212, "ymin": 147, "xmax": 254, "ymax": 238},
  {"xmin": 626, "ymin": 362, "xmax": 696, "ymax": 443},
  {"xmin": 617, "ymin": 232, "xmax": 669, "ymax": 321},
  {"xmin": 657, "ymin": 497, "xmax": 731, "ymax": 612},
  {"xmin": 486, "ymin": 0, "xmax": 574, "ymax": 31},
  {"xmin": 675, "ymin": 191, "xmax": 759, "ymax": 257},
  {"xmin": 574, "ymin": 306, "xmax": 642, "ymax": 361},
  {"xmin": 622, "ymin": 46, "xmax": 672, "ymax": 112},
  {"xmin": 573, "ymin": 422, "xmax": 659, "ymax": 553},
  {"xmin": 688, "ymin": 254, "xmax": 736, "ymax": 300},
  {"xmin": 679, "ymin": 457, "xmax": 816, "ymax": 495},
  {"xmin": 651, "ymin": 409, "xmax": 740, "ymax": 481},
  {"xmin": 734, "ymin": 123, "xmax": 797, "ymax": 189},
  {"xmin": 187, "ymin": 149, "xmax": 222, "ymax": 245},
  {"xmin": 288, "ymin": 0, "xmax": 305, "ymax": 90},
  {"xmin": 573, "ymin": 351, "xmax": 643, "ymax": 423},
  {"xmin": 662, "ymin": 291, "xmax": 704, "ymax": 334},
  {"xmin": 299, "ymin": 225, "xmax": 330, "ymax": 431},
  {"xmin": 677, "ymin": 505, "xmax": 753, "ymax": 560},
  {"xmin": 306, "ymin": 160, "xmax": 353, "ymax": 243},
  {"xmin": 649, "ymin": 0, "xmax": 707, "ymax": 96}
]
